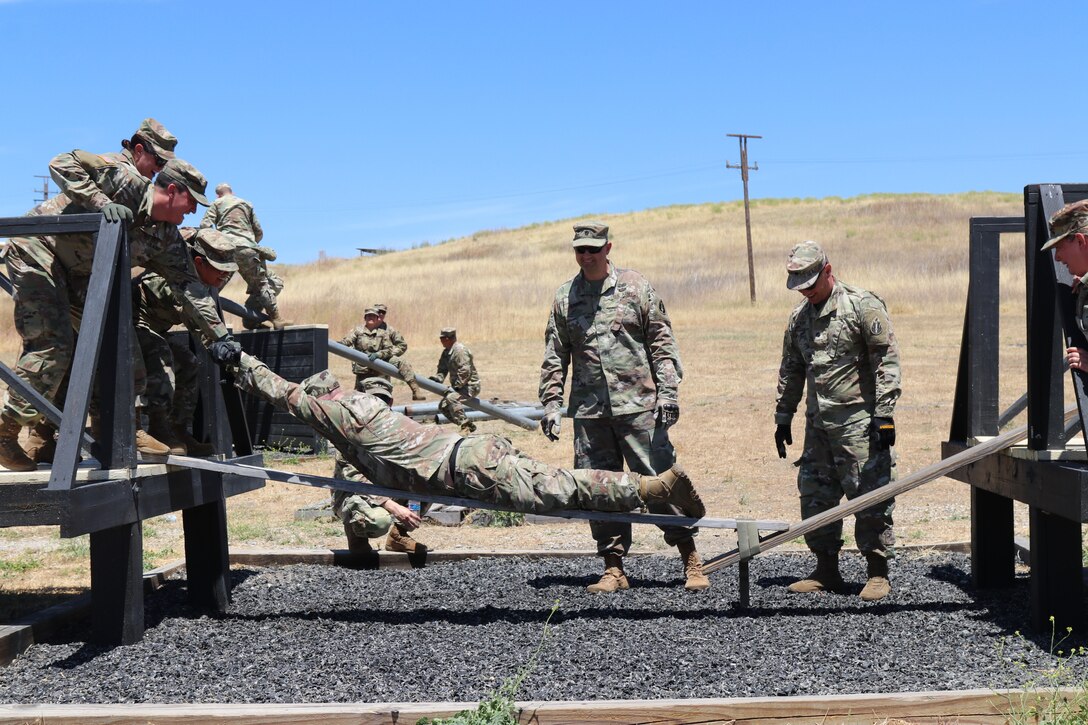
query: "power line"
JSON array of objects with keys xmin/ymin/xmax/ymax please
[{"xmin": 33, "ymin": 175, "xmax": 53, "ymax": 205}]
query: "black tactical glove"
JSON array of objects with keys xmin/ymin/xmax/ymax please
[
  {"xmin": 367, "ymin": 352, "xmax": 382, "ymax": 361},
  {"xmin": 774, "ymin": 424, "xmax": 792, "ymax": 459},
  {"xmin": 101, "ymin": 203, "xmax": 133, "ymax": 223},
  {"xmin": 208, "ymin": 337, "xmax": 242, "ymax": 366},
  {"xmin": 871, "ymin": 417, "xmax": 896, "ymax": 449},
  {"xmin": 540, "ymin": 411, "xmax": 561, "ymax": 441},
  {"xmin": 428, "ymin": 375, "xmax": 443, "ymax": 383},
  {"xmin": 655, "ymin": 401, "xmax": 680, "ymax": 428}
]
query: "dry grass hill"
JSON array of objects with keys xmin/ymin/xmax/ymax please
[{"xmin": 0, "ymin": 191, "xmax": 1051, "ymax": 596}]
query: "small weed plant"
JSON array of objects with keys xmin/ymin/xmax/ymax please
[
  {"xmin": 418, "ymin": 602, "xmax": 559, "ymax": 725},
  {"xmin": 1000, "ymin": 616, "xmax": 1088, "ymax": 724}
]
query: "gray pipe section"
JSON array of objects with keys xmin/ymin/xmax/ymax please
[{"xmin": 327, "ymin": 340, "xmax": 536, "ymax": 431}]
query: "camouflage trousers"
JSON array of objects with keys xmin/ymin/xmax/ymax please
[
  {"xmin": 797, "ymin": 417, "xmax": 896, "ymax": 556},
  {"xmin": 435, "ymin": 434, "xmax": 643, "ymax": 516},
  {"xmin": 574, "ymin": 410, "xmax": 693, "ymax": 555},
  {"xmin": 235, "ymin": 246, "xmax": 280, "ymax": 318},
  {"xmin": 353, "ymin": 356, "xmax": 420, "ymax": 393},
  {"xmin": 438, "ymin": 382, "xmax": 480, "ymax": 427},
  {"xmin": 2, "ymin": 240, "xmax": 145, "ymax": 425},
  {"xmin": 332, "ymin": 454, "xmax": 429, "ymax": 540},
  {"xmin": 136, "ymin": 328, "xmax": 200, "ymax": 425}
]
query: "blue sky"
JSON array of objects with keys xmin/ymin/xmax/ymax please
[{"xmin": 1, "ymin": 1, "xmax": 1082, "ymax": 263}]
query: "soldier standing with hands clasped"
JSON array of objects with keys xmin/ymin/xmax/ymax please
[
  {"xmin": 538, "ymin": 221, "xmax": 707, "ymax": 593},
  {"xmin": 774, "ymin": 240, "xmax": 901, "ymax": 602}
]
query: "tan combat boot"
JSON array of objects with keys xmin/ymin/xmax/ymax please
[
  {"xmin": 344, "ymin": 522, "xmax": 374, "ymax": 553},
  {"xmin": 587, "ymin": 552, "xmax": 629, "ymax": 593},
  {"xmin": 385, "ymin": 523, "xmax": 428, "ymax": 554},
  {"xmin": 147, "ymin": 410, "xmax": 186, "ymax": 455},
  {"xmin": 134, "ymin": 409, "xmax": 171, "ymax": 456},
  {"xmin": 788, "ymin": 551, "xmax": 845, "ymax": 594},
  {"xmin": 407, "ymin": 377, "xmax": 426, "ymax": 401},
  {"xmin": 24, "ymin": 421, "xmax": 57, "ymax": 464},
  {"xmin": 267, "ymin": 311, "xmax": 292, "ymax": 331},
  {"xmin": 0, "ymin": 414, "xmax": 35, "ymax": 472},
  {"xmin": 638, "ymin": 464, "xmax": 706, "ymax": 519},
  {"xmin": 677, "ymin": 539, "xmax": 710, "ymax": 591},
  {"xmin": 860, "ymin": 552, "xmax": 891, "ymax": 602},
  {"xmin": 173, "ymin": 425, "xmax": 215, "ymax": 457}
]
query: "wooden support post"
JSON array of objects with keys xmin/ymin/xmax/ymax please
[
  {"xmin": 971, "ymin": 488, "xmax": 1014, "ymax": 588},
  {"xmin": 182, "ymin": 477, "xmax": 231, "ymax": 612},
  {"xmin": 89, "ymin": 521, "xmax": 144, "ymax": 645},
  {"xmin": 1029, "ymin": 505, "xmax": 1084, "ymax": 633}
]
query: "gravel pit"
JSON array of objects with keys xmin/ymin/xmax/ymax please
[{"xmin": 0, "ymin": 551, "xmax": 1083, "ymax": 703}]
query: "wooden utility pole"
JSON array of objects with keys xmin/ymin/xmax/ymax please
[
  {"xmin": 33, "ymin": 175, "xmax": 52, "ymax": 205},
  {"xmin": 727, "ymin": 133, "xmax": 761, "ymax": 303}
]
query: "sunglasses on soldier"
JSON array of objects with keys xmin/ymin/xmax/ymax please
[{"xmin": 574, "ymin": 246, "xmax": 605, "ymax": 255}]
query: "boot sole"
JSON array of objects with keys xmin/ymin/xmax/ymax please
[{"xmin": 670, "ymin": 465, "xmax": 706, "ymax": 519}]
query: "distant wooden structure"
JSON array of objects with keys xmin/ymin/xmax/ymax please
[
  {"xmin": 943, "ymin": 184, "xmax": 1088, "ymax": 632},
  {"xmin": 0, "ymin": 214, "xmax": 265, "ymax": 646},
  {"xmin": 356, "ymin": 247, "xmax": 393, "ymax": 256}
]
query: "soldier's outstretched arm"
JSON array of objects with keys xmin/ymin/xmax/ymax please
[
  {"xmin": 48, "ymin": 150, "xmax": 114, "ymax": 211},
  {"xmin": 199, "ymin": 202, "xmax": 218, "ymax": 230}
]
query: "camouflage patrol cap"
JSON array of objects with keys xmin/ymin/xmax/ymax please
[
  {"xmin": 360, "ymin": 376, "xmax": 394, "ymax": 402},
  {"xmin": 364, "ymin": 306, "xmax": 380, "ymax": 317},
  {"xmin": 126, "ymin": 118, "xmax": 177, "ymax": 160},
  {"xmin": 439, "ymin": 327, "xmax": 457, "ymax": 338},
  {"xmin": 785, "ymin": 240, "xmax": 828, "ymax": 291},
  {"xmin": 180, "ymin": 227, "xmax": 239, "ymax": 272},
  {"xmin": 158, "ymin": 159, "xmax": 211, "ymax": 206},
  {"xmin": 300, "ymin": 370, "xmax": 342, "ymax": 398},
  {"xmin": 1042, "ymin": 199, "xmax": 1088, "ymax": 251},
  {"xmin": 374, "ymin": 303, "xmax": 388, "ymax": 314},
  {"xmin": 572, "ymin": 221, "xmax": 609, "ymax": 249}
]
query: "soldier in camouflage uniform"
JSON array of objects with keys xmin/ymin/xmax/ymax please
[
  {"xmin": 1044, "ymin": 200, "xmax": 1088, "ymax": 376},
  {"xmin": 331, "ymin": 377, "xmax": 431, "ymax": 554},
  {"xmin": 538, "ymin": 221, "xmax": 706, "ymax": 593},
  {"xmin": 15, "ymin": 119, "xmax": 179, "ymax": 465},
  {"xmin": 219, "ymin": 352, "xmax": 706, "ymax": 525},
  {"xmin": 430, "ymin": 328, "xmax": 480, "ymax": 435},
  {"xmin": 102, "ymin": 118, "xmax": 177, "ymax": 181},
  {"xmin": 200, "ymin": 183, "xmax": 287, "ymax": 330},
  {"xmin": 132, "ymin": 228, "xmax": 239, "ymax": 456},
  {"xmin": 340, "ymin": 305, "xmax": 426, "ymax": 400},
  {"xmin": 774, "ymin": 241, "xmax": 901, "ymax": 602},
  {"xmin": 0, "ymin": 153, "xmax": 233, "ymax": 471}
]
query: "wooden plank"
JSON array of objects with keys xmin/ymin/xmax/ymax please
[
  {"xmin": 0, "ymin": 213, "xmax": 104, "ymax": 237},
  {"xmin": 941, "ymin": 441, "xmax": 1088, "ymax": 521},
  {"xmin": 0, "ymin": 688, "xmax": 1055, "ymax": 724},
  {"xmin": 147, "ymin": 453, "xmax": 790, "ymax": 532},
  {"xmin": 971, "ymin": 487, "xmax": 1014, "ymax": 588},
  {"xmin": 49, "ymin": 219, "xmax": 125, "ymax": 490},
  {"xmin": 182, "ymin": 480, "xmax": 231, "ymax": 612},
  {"xmin": 704, "ymin": 407, "xmax": 1077, "ymax": 573},
  {"xmin": 0, "ymin": 361, "xmax": 93, "ymax": 451}
]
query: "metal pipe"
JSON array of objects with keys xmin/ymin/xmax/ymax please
[{"xmin": 327, "ymin": 341, "xmax": 536, "ymax": 431}]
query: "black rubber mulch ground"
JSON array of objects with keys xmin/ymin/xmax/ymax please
[{"xmin": 1, "ymin": 551, "xmax": 1084, "ymax": 703}]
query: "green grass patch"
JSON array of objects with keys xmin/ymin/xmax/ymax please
[{"xmin": 0, "ymin": 552, "xmax": 43, "ymax": 574}]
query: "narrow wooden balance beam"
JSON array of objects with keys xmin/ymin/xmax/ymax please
[
  {"xmin": 703, "ymin": 405, "xmax": 1079, "ymax": 575},
  {"xmin": 147, "ymin": 454, "xmax": 789, "ymax": 604}
]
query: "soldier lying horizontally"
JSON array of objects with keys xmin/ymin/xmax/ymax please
[{"xmin": 213, "ymin": 347, "xmax": 705, "ymax": 521}]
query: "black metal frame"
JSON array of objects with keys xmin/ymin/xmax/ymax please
[
  {"xmin": 944, "ymin": 185, "xmax": 1088, "ymax": 632},
  {"xmin": 0, "ymin": 214, "xmax": 264, "ymax": 645}
]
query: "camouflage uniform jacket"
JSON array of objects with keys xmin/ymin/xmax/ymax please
[
  {"xmin": 1075, "ymin": 281, "xmax": 1088, "ymax": 337},
  {"xmin": 234, "ymin": 353, "xmax": 458, "ymax": 491},
  {"xmin": 339, "ymin": 326, "xmax": 396, "ymax": 374},
  {"xmin": 380, "ymin": 324, "xmax": 409, "ymax": 357},
  {"xmin": 539, "ymin": 262, "xmax": 682, "ymax": 418},
  {"xmin": 436, "ymin": 342, "xmax": 479, "ymax": 392},
  {"xmin": 200, "ymin": 195, "xmax": 263, "ymax": 247},
  {"xmin": 11, "ymin": 150, "xmax": 227, "ymax": 342},
  {"xmin": 775, "ymin": 281, "xmax": 901, "ymax": 429},
  {"xmin": 133, "ymin": 270, "xmax": 220, "ymax": 343},
  {"xmin": 101, "ymin": 149, "xmax": 141, "ymax": 179}
]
